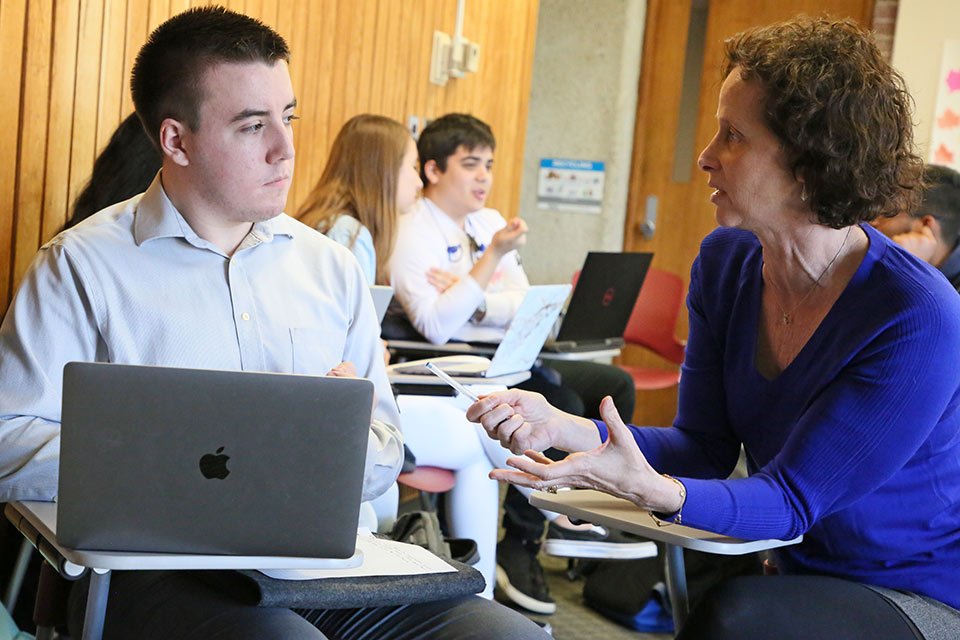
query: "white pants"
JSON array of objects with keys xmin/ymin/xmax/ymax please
[{"xmin": 397, "ymin": 386, "xmax": 556, "ymax": 598}]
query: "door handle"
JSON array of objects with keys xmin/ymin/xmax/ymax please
[{"xmin": 638, "ymin": 194, "xmax": 657, "ymax": 239}]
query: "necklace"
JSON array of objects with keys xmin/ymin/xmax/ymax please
[{"xmin": 772, "ymin": 226, "xmax": 852, "ymax": 326}]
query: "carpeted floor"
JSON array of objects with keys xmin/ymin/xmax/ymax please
[{"xmin": 496, "ymin": 548, "xmax": 672, "ymax": 640}]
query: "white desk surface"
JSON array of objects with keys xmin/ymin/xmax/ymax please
[
  {"xmin": 530, "ymin": 489, "xmax": 801, "ymax": 555},
  {"xmin": 10, "ymin": 501, "xmax": 362, "ymax": 572},
  {"xmin": 386, "ymin": 339, "xmax": 620, "ymax": 361}
]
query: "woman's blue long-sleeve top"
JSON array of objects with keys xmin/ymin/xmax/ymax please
[{"xmin": 594, "ymin": 224, "xmax": 960, "ymax": 609}]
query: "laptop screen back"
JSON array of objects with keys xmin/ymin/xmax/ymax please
[
  {"xmin": 57, "ymin": 362, "xmax": 372, "ymax": 558},
  {"xmin": 555, "ymin": 252, "xmax": 653, "ymax": 343}
]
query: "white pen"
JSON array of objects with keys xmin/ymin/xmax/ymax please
[{"xmin": 425, "ymin": 362, "xmax": 480, "ymax": 402}]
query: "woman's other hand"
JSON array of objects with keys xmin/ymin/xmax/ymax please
[
  {"xmin": 466, "ymin": 388, "xmax": 600, "ymax": 455},
  {"xmin": 489, "ymin": 396, "xmax": 685, "ymax": 514}
]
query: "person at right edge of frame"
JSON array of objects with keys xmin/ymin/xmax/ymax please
[{"xmin": 468, "ymin": 16, "xmax": 960, "ymax": 640}]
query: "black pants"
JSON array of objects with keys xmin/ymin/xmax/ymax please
[
  {"xmin": 68, "ymin": 570, "xmax": 549, "ymax": 640},
  {"xmin": 677, "ymin": 575, "xmax": 924, "ymax": 640},
  {"xmin": 504, "ymin": 360, "xmax": 636, "ymax": 543}
]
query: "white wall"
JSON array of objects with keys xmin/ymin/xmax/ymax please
[
  {"xmin": 891, "ymin": 0, "xmax": 960, "ymax": 159},
  {"xmin": 515, "ymin": 0, "xmax": 646, "ymax": 285}
]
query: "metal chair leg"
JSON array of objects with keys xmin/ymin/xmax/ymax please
[{"xmin": 3, "ymin": 538, "xmax": 33, "ymax": 611}]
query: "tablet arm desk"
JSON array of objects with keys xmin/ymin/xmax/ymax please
[
  {"xmin": 530, "ymin": 489, "xmax": 801, "ymax": 633},
  {"xmin": 5, "ymin": 501, "xmax": 363, "ymax": 640}
]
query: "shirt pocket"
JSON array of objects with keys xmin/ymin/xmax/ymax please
[{"xmin": 289, "ymin": 327, "xmax": 346, "ymax": 375}]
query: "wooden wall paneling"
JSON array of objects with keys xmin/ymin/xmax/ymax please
[
  {"xmin": 147, "ymin": 0, "xmax": 170, "ymax": 33},
  {"xmin": 96, "ymin": 0, "xmax": 128, "ymax": 153},
  {"xmin": 458, "ymin": 0, "xmax": 481, "ymax": 116},
  {"xmin": 284, "ymin": 0, "xmax": 311, "ymax": 210},
  {"xmin": 314, "ymin": 0, "xmax": 344, "ymax": 184},
  {"xmin": 121, "ymin": 0, "xmax": 150, "ymax": 118},
  {"xmin": 13, "ymin": 0, "xmax": 54, "ymax": 290},
  {"xmin": 0, "ymin": 0, "xmax": 27, "ymax": 305},
  {"xmin": 354, "ymin": 1, "xmax": 377, "ymax": 114},
  {"xmin": 289, "ymin": 0, "xmax": 332, "ymax": 212},
  {"xmin": 168, "ymin": 0, "xmax": 191, "ymax": 17},
  {"xmin": 421, "ymin": 0, "xmax": 443, "ymax": 125},
  {"xmin": 243, "ymin": 0, "xmax": 264, "ymax": 22},
  {"xmin": 369, "ymin": 0, "xmax": 390, "ymax": 116},
  {"xmin": 405, "ymin": 0, "xmax": 427, "ymax": 121},
  {"xmin": 273, "ymin": 1, "xmax": 294, "ymax": 58},
  {"xmin": 326, "ymin": 0, "xmax": 361, "ymax": 136},
  {"xmin": 492, "ymin": 0, "xmax": 527, "ymax": 215},
  {"xmin": 68, "ymin": 2, "xmax": 105, "ymax": 215},
  {"xmin": 39, "ymin": 0, "xmax": 80, "ymax": 245},
  {"xmin": 387, "ymin": 0, "xmax": 412, "ymax": 120}
]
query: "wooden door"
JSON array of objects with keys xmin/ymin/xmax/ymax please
[{"xmin": 621, "ymin": 0, "xmax": 875, "ymax": 426}]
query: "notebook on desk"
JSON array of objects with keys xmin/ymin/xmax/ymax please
[
  {"xmin": 57, "ymin": 362, "xmax": 372, "ymax": 558},
  {"xmin": 389, "ymin": 284, "xmax": 571, "ymax": 377},
  {"xmin": 541, "ymin": 252, "xmax": 653, "ymax": 353}
]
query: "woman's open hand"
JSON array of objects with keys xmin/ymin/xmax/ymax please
[{"xmin": 489, "ymin": 396, "xmax": 685, "ymax": 514}]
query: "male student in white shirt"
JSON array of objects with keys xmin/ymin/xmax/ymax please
[{"xmin": 390, "ymin": 113, "xmax": 644, "ymax": 615}]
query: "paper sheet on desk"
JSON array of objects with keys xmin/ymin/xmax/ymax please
[{"xmin": 259, "ymin": 535, "xmax": 457, "ymax": 580}]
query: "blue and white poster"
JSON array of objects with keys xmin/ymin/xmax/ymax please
[{"xmin": 537, "ymin": 158, "xmax": 605, "ymax": 214}]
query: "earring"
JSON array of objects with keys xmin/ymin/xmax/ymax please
[{"xmin": 800, "ymin": 184, "xmax": 808, "ymax": 202}]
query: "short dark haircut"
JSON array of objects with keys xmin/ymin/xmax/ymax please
[
  {"xmin": 66, "ymin": 113, "xmax": 161, "ymax": 230},
  {"xmin": 417, "ymin": 113, "xmax": 495, "ymax": 183},
  {"xmin": 724, "ymin": 16, "xmax": 923, "ymax": 228},
  {"xmin": 915, "ymin": 165, "xmax": 960, "ymax": 248},
  {"xmin": 131, "ymin": 6, "xmax": 290, "ymax": 147}
]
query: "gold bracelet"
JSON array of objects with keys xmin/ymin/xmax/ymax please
[{"xmin": 649, "ymin": 474, "xmax": 687, "ymax": 527}]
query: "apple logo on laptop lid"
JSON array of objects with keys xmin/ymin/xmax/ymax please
[{"xmin": 199, "ymin": 446, "xmax": 230, "ymax": 479}]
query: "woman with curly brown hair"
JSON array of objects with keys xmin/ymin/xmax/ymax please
[{"xmin": 467, "ymin": 16, "xmax": 960, "ymax": 639}]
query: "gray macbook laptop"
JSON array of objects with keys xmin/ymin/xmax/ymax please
[{"xmin": 57, "ymin": 362, "xmax": 372, "ymax": 557}]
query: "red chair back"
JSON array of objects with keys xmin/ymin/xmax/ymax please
[{"xmin": 623, "ymin": 268, "xmax": 686, "ymax": 365}]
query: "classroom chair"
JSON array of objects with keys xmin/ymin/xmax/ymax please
[
  {"xmin": 397, "ymin": 467, "xmax": 456, "ymax": 512},
  {"xmin": 618, "ymin": 268, "xmax": 686, "ymax": 390}
]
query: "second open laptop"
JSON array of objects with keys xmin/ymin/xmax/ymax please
[
  {"xmin": 389, "ymin": 284, "xmax": 572, "ymax": 378},
  {"xmin": 541, "ymin": 251, "xmax": 654, "ymax": 353},
  {"xmin": 370, "ymin": 285, "xmax": 394, "ymax": 323},
  {"xmin": 57, "ymin": 362, "xmax": 373, "ymax": 558}
]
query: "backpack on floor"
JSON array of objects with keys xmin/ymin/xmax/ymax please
[{"xmin": 582, "ymin": 542, "xmax": 762, "ymax": 632}]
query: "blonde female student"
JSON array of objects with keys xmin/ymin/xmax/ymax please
[
  {"xmin": 298, "ymin": 114, "xmax": 504, "ymax": 598},
  {"xmin": 298, "ymin": 114, "xmax": 422, "ymax": 286}
]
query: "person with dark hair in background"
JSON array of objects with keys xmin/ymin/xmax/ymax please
[
  {"xmin": 65, "ymin": 113, "xmax": 162, "ymax": 230},
  {"xmin": 390, "ymin": 112, "xmax": 647, "ymax": 615},
  {"xmin": 0, "ymin": 7, "xmax": 549, "ymax": 640},
  {"xmin": 873, "ymin": 164, "xmax": 960, "ymax": 291},
  {"xmin": 469, "ymin": 16, "xmax": 960, "ymax": 640}
]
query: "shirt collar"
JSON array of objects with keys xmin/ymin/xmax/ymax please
[{"xmin": 134, "ymin": 172, "xmax": 295, "ymax": 250}]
